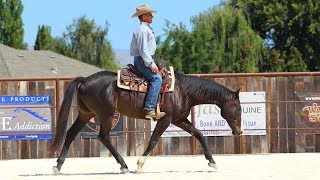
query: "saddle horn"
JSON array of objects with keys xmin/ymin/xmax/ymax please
[{"xmin": 158, "ymin": 55, "xmax": 164, "ymax": 70}]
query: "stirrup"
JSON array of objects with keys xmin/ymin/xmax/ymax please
[{"xmin": 145, "ymin": 110, "xmax": 165, "ymax": 121}]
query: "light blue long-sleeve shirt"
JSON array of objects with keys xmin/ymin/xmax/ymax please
[{"xmin": 130, "ymin": 22, "xmax": 156, "ymax": 68}]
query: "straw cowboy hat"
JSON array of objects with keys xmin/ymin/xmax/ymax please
[{"xmin": 131, "ymin": 4, "xmax": 157, "ymax": 18}]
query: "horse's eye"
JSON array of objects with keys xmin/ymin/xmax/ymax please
[{"xmin": 234, "ymin": 102, "xmax": 241, "ymax": 109}]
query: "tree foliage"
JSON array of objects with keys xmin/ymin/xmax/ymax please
[
  {"xmin": 156, "ymin": 21, "xmax": 191, "ymax": 73},
  {"xmin": 34, "ymin": 25, "xmax": 54, "ymax": 50},
  {"xmin": 0, "ymin": 0, "xmax": 26, "ymax": 49},
  {"xmin": 53, "ymin": 16, "xmax": 119, "ymax": 71},
  {"xmin": 233, "ymin": 0, "xmax": 318, "ymax": 71},
  {"xmin": 157, "ymin": 5, "xmax": 267, "ymax": 74}
]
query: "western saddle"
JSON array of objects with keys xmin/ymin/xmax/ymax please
[
  {"xmin": 117, "ymin": 61, "xmax": 174, "ymax": 93},
  {"xmin": 116, "ymin": 58, "xmax": 174, "ymax": 120}
]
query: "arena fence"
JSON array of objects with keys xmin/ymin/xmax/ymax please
[{"xmin": 1, "ymin": 72, "xmax": 320, "ymax": 159}]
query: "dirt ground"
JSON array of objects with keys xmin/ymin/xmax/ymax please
[{"xmin": 0, "ymin": 153, "xmax": 319, "ymax": 180}]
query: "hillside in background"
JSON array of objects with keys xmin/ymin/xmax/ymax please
[{"xmin": 115, "ymin": 50, "xmax": 131, "ymax": 68}]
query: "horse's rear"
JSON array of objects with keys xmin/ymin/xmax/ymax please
[
  {"xmin": 77, "ymin": 71, "xmax": 118, "ymax": 117},
  {"xmin": 50, "ymin": 71, "xmax": 131, "ymax": 174}
]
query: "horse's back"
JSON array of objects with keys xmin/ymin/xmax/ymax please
[
  {"xmin": 76, "ymin": 71, "xmax": 117, "ymax": 112},
  {"xmin": 86, "ymin": 70, "xmax": 117, "ymax": 82}
]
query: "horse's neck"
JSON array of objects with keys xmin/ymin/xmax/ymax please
[
  {"xmin": 183, "ymin": 76, "xmax": 228, "ymax": 107},
  {"xmin": 189, "ymin": 92, "xmax": 224, "ymax": 107}
]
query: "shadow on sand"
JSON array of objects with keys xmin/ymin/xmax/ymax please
[{"xmin": 18, "ymin": 170, "xmax": 218, "ymax": 177}]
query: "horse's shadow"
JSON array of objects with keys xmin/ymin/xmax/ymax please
[
  {"xmin": 18, "ymin": 170, "xmax": 218, "ymax": 177},
  {"xmin": 18, "ymin": 172, "xmax": 126, "ymax": 177}
]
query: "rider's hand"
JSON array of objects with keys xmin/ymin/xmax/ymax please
[{"xmin": 151, "ymin": 66, "xmax": 159, "ymax": 73}]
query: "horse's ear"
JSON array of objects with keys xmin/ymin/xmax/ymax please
[{"xmin": 235, "ymin": 89, "xmax": 240, "ymax": 98}]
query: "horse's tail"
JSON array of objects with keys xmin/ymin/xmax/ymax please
[{"xmin": 49, "ymin": 77, "xmax": 85, "ymax": 157}]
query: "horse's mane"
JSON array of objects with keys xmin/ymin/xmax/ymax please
[{"xmin": 175, "ymin": 72, "xmax": 233, "ymax": 105}]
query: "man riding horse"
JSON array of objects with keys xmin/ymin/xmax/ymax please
[
  {"xmin": 130, "ymin": 4, "xmax": 166, "ymax": 120},
  {"xmin": 50, "ymin": 4, "xmax": 243, "ymax": 175}
]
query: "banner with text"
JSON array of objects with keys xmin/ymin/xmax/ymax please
[
  {"xmin": 80, "ymin": 111, "xmax": 124, "ymax": 138},
  {"xmin": 295, "ymin": 92, "xmax": 320, "ymax": 134},
  {"xmin": 0, "ymin": 96, "xmax": 52, "ymax": 140},
  {"xmin": 151, "ymin": 92, "xmax": 266, "ymax": 137}
]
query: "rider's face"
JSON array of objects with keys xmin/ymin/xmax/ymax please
[{"xmin": 142, "ymin": 13, "xmax": 153, "ymax": 24}]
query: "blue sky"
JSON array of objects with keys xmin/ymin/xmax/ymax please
[{"xmin": 22, "ymin": 0, "xmax": 221, "ymax": 50}]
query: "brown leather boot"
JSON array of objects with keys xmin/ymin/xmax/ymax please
[{"xmin": 145, "ymin": 110, "xmax": 166, "ymax": 121}]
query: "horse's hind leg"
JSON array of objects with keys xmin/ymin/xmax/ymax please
[
  {"xmin": 53, "ymin": 113, "xmax": 91, "ymax": 175},
  {"xmin": 98, "ymin": 115, "xmax": 129, "ymax": 173},
  {"xmin": 172, "ymin": 118, "xmax": 217, "ymax": 169}
]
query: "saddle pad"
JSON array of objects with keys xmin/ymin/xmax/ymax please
[{"xmin": 117, "ymin": 66, "xmax": 175, "ymax": 93}]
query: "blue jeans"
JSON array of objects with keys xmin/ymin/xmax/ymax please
[{"xmin": 134, "ymin": 56, "xmax": 162, "ymax": 111}]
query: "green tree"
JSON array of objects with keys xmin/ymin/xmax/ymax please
[
  {"xmin": 157, "ymin": 5, "xmax": 267, "ymax": 74},
  {"xmin": 263, "ymin": 49, "xmax": 285, "ymax": 72},
  {"xmin": 54, "ymin": 16, "xmax": 119, "ymax": 71},
  {"xmin": 34, "ymin": 25, "xmax": 54, "ymax": 50},
  {"xmin": 156, "ymin": 21, "xmax": 192, "ymax": 73},
  {"xmin": 286, "ymin": 47, "xmax": 307, "ymax": 72},
  {"xmin": 51, "ymin": 36, "xmax": 74, "ymax": 58},
  {"xmin": 0, "ymin": 0, "xmax": 26, "ymax": 49},
  {"xmin": 234, "ymin": 0, "xmax": 318, "ymax": 71}
]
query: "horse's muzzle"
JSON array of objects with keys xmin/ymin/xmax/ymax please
[{"xmin": 232, "ymin": 127, "xmax": 243, "ymax": 136}]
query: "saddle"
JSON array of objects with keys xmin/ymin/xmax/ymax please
[{"xmin": 117, "ymin": 64, "xmax": 175, "ymax": 93}]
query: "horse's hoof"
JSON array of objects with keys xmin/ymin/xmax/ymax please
[
  {"xmin": 120, "ymin": 167, "xmax": 129, "ymax": 174},
  {"xmin": 52, "ymin": 166, "xmax": 60, "ymax": 175},
  {"xmin": 135, "ymin": 169, "xmax": 143, "ymax": 174},
  {"xmin": 208, "ymin": 162, "xmax": 217, "ymax": 169}
]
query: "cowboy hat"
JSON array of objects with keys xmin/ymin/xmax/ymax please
[{"xmin": 131, "ymin": 4, "xmax": 157, "ymax": 18}]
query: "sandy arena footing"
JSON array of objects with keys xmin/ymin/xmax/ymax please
[{"xmin": 0, "ymin": 153, "xmax": 319, "ymax": 180}]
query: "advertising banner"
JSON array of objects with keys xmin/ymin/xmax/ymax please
[
  {"xmin": 151, "ymin": 92, "xmax": 266, "ymax": 137},
  {"xmin": 295, "ymin": 92, "xmax": 320, "ymax": 134},
  {"xmin": 0, "ymin": 96, "xmax": 52, "ymax": 140},
  {"xmin": 80, "ymin": 111, "xmax": 124, "ymax": 138}
]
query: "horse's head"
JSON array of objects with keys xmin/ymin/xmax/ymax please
[{"xmin": 220, "ymin": 89, "xmax": 242, "ymax": 136}]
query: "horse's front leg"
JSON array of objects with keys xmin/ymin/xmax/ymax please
[
  {"xmin": 99, "ymin": 116, "xmax": 129, "ymax": 173},
  {"xmin": 136, "ymin": 117, "xmax": 171, "ymax": 173},
  {"xmin": 172, "ymin": 118, "xmax": 217, "ymax": 169}
]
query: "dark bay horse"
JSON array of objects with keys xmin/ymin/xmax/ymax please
[{"xmin": 50, "ymin": 70, "xmax": 242, "ymax": 174}]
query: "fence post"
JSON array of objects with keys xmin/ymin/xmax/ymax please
[
  {"xmin": 316, "ymin": 134, "xmax": 320, "ymax": 152},
  {"xmin": 55, "ymin": 79, "xmax": 60, "ymax": 129}
]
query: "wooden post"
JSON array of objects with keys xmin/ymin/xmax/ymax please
[
  {"xmin": 55, "ymin": 79, "xmax": 60, "ymax": 125},
  {"xmin": 316, "ymin": 134, "xmax": 320, "ymax": 152}
]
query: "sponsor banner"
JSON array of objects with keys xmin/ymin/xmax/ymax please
[
  {"xmin": 80, "ymin": 111, "xmax": 124, "ymax": 138},
  {"xmin": 0, "ymin": 96, "xmax": 52, "ymax": 140},
  {"xmin": 295, "ymin": 92, "xmax": 320, "ymax": 133},
  {"xmin": 151, "ymin": 92, "xmax": 266, "ymax": 137},
  {"xmin": 0, "ymin": 134, "xmax": 52, "ymax": 140}
]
